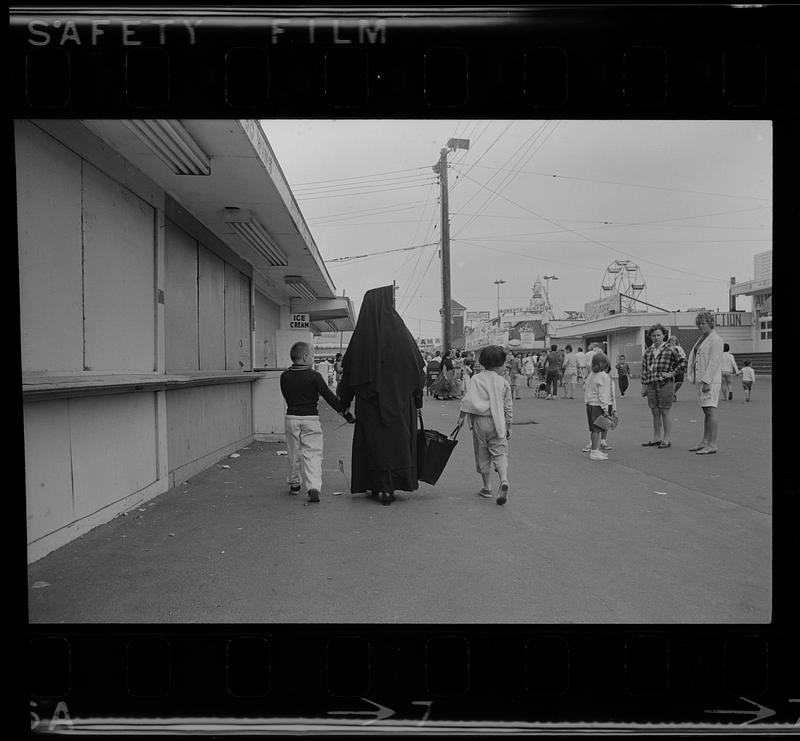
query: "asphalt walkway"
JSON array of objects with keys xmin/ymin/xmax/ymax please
[{"xmin": 28, "ymin": 378, "xmax": 772, "ymax": 623}]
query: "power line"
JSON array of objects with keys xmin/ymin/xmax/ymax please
[
  {"xmin": 450, "ymin": 163, "xmax": 772, "ymax": 202},
  {"xmin": 292, "ymin": 165, "xmax": 430, "ymax": 187},
  {"xmin": 455, "ymin": 171, "xmax": 733, "ymax": 284},
  {"xmin": 453, "ymin": 239, "xmax": 744, "ymax": 285},
  {"xmin": 449, "ymin": 121, "xmax": 515, "ymax": 195},
  {"xmin": 399, "ymin": 243, "xmax": 440, "ymax": 315},
  {"xmin": 294, "ymin": 172, "xmax": 438, "ymax": 196},
  {"xmin": 447, "ymin": 212, "xmax": 769, "ymax": 230},
  {"xmin": 455, "ymin": 121, "xmax": 560, "ymax": 236},
  {"xmin": 455, "ymin": 235, "xmax": 770, "ymax": 244},
  {"xmin": 296, "ymin": 180, "xmax": 438, "ymax": 201},
  {"xmin": 454, "ymin": 238, "xmax": 607, "ymax": 273},
  {"xmin": 326, "ymin": 241, "xmax": 438, "ymax": 263},
  {"xmin": 307, "ymin": 200, "xmax": 428, "ymax": 223},
  {"xmin": 398, "ymin": 180, "xmax": 441, "ymax": 307}
]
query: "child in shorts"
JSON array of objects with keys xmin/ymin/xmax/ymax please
[
  {"xmin": 458, "ymin": 345, "xmax": 513, "ymax": 505},
  {"xmin": 279, "ymin": 341, "xmax": 354, "ymax": 502},
  {"xmin": 738, "ymin": 359, "xmax": 755, "ymax": 402},
  {"xmin": 583, "ymin": 351, "xmax": 614, "ymax": 461}
]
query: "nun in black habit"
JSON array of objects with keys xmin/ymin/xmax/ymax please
[{"xmin": 338, "ymin": 285, "xmax": 426, "ymax": 505}]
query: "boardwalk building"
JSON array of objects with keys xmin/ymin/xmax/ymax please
[{"xmin": 17, "ymin": 119, "xmax": 354, "ymax": 562}]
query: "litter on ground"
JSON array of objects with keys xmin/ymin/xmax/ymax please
[
  {"xmin": 229, "ymin": 453, "xmax": 240, "ymax": 458},
  {"xmin": 32, "ymin": 581, "xmax": 51, "ymax": 589},
  {"xmin": 220, "ymin": 464, "xmax": 230, "ymax": 469},
  {"xmin": 654, "ymin": 491, "xmax": 668, "ymax": 496},
  {"xmin": 277, "ymin": 451, "xmax": 288, "ymax": 456}
]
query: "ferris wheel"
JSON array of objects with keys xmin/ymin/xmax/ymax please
[{"xmin": 600, "ymin": 259, "xmax": 646, "ymax": 312}]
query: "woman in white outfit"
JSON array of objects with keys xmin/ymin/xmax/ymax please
[{"xmin": 685, "ymin": 311, "xmax": 724, "ymax": 455}]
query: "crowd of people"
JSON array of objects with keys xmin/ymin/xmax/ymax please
[{"xmin": 280, "ymin": 293, "xmax": 756, "ymax": 507}]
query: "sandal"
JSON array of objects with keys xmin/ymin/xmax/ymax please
[
  {"xmin": 641, "ymin": 440, "xmax": 662, "ymax": 446},
  {"xmin": 688, "ymin": 444, "xmax": 707, "ymax": 452},
  {"xmin": 477, "ymin": 488, "xmax": 493, "ymax": 498},
  {"xmin": 657, "ymin": 441, "xmax": 672, "ymax": 449},
  {"xmin": 696, "ymin": 447, "xmax": 717, "ymax": 455}
]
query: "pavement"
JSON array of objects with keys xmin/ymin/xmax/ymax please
[{"xmin": 27, "ymin": 378, "xmax": 771, "ymax": 624}]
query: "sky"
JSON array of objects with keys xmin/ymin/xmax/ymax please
[{"xmin": 262, "ymin": 120, "xmax": 771, "ymax": 339}]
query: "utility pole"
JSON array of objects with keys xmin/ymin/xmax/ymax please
[
  {"xmin": 433, "ymin": 137, "xmax": 469, "ymax": 355},
  {"xmin": 494, "ymin": 279, "xmax": 506, "ymax": 326},
  {"xmin": 435, "ymin": 147, "xmax": 452, "ymax": 354},
  {"xmin": 543, "ymin": 274, "xmax": 559, "ymax": 314}
]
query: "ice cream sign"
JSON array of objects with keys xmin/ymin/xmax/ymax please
[{"xmin": 289, "ymin": 313, "xmax": 310, "ymax": 329}]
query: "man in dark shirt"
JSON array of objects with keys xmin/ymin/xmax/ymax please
[
  {"xmin": 279, "ymin": 341, "xmax": 354, "ymax": 502},
  {"xmin": 543, "ymin": 344, "xmax": 562, "ymax": 400}
]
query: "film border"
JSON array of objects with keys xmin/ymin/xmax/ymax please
[{"xmin": 13, "ymin": 3, "xmax": 798, "ymax": 734}]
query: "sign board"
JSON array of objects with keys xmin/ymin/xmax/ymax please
[
  {"xmin": 584, "ymin": 294, "xmax": 621, "ymax": 321},
  {"xmin": 289, "ymin": 313, "xmax": 310, "ymax": 330},
  {"xmin": 713, "ymin": 312, "xmax": 752, "ymax": 327},
  {"xmin": 466, "ymin": 311, "xmax": 491, "ymax": 322}
]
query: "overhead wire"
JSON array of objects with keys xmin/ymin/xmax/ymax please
[
  {"xmin": 326, "ymin": 241, "xmax": 438, "ymax": 263},
  {"xmin": 294, "ymin": 172, "xmax": 438, "ymax": 196},
  {"xmin": 449, "ymin": 120, "xmax": 515, "ymax": 195},
  {"xmin": 399, "ymin": 217, "xmax": 440, "ymax": 314},
  {"xmin": 449, "ymin": 163, "xmax": 771, "ymax": 202},
  {"xmin": 453, "ymin": 238, "xmax": 745, "ymax": 284},
  {"xmin": 307, "ymin": 200, "xmax": 429, "ymax": 224},
  {"xmin": 455, "ymin": 170, "xmax": 733, "ymax": 284},
  {"xmin": 398, "ymin": 243, "xmax": 440, "ymax": 317},
  {"xmin": 296, "ymin": 180, "xmax": 439, "ymax": 200},
  {"xmin": 454, "ymin": 121, "xmax": 560, "ymax": 236},
  {"xmin": 292, "ymin": 165, "xmax": 431, "ymax": 187},
  {"xmin": 397, "ymin": 180, "xmax": 441, "ymax": 304}
]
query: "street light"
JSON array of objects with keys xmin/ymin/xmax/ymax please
[
  {"xmin": 543, "ymin": 274, "xmax": 558, "ymax": 313},
  {"xmin": 494, "ymin": 279, "xmax": 506, "ymax": 326}
]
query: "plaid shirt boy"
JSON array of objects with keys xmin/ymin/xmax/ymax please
[{"xmin": 641, "ymin": 342, "xmax": 687, "ymax": 384}]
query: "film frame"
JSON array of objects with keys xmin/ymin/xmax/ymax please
[{"xmin": 12, "ymin": 3, "xmax": 798, "ymax": 735}]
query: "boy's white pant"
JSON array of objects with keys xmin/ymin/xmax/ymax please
[{"xmin": 284, "ymin": 415, "xmax": 324, "ymax": 492}]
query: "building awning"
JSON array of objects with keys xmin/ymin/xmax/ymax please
[
  {"xmin": 730, "ymin": 278, "xmax": 772, "ymax": 297},
  {"xmin": 290, "ymin": 297, "xmax": 356, "ymax": 335},
  {"xmin": 79, "ymin": 119, "xmax": 354, "ymax": 331}
]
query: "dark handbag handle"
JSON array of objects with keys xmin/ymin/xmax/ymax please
[
  {"xmin": 417, "ymin": 409, "xmax": 424, "ymax": 431},
  {"xmin": 449, "ymin": 418, "xmax": 464, "ymax": 440}
]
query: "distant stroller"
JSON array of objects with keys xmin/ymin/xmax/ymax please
[{"xmin": 535, "ymin": 380, "xmax": 548, "ymax": 399}]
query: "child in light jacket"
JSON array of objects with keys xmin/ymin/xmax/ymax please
[
  {"xmin": 458, "ymin": 345, "xmax": 513, "ymax": 505},
  {"xmin": 583, "ymin": 351, "xmax": 614, "ymax": 461}
]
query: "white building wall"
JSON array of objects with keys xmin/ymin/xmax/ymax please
[
  {"xmin": 254, "ymin": 289, "xmax": 281, "ymax": 368},
  {"xmin": 164, "ymin": 220, "xmax": 200, "ymax": 371},
  {"xmin": 198, "ymin": 246, "xmax": 226, "ymax": 370},
  {"xmin": 19, "ymin": 121, "xmax": 169, "ymax": 563},
  {"xmin": 25, "ymin": 393, "xmax": 161, "ymax": 561},
  {"xmin": 16, "ymin": 121, "xmax": 85, "ymax": 374},
  {"xmin": 165, "ymin": 383, "xmax": 253, "ymax": 485},
  {"xmin": 82, "ymin": 162, "xmax": 156, "ymax": 372},
  {"xmin": 224, "ymin": 264, "xmax": 251, "ymax": 370}
]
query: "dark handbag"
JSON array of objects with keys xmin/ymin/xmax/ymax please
[
  {"xmin": 416, "ymin": 411, "xmax": 462, "ymax": 485},
  {"xmin": 593, "ymin": 412, "xmax": 613, "ymax": 431}
]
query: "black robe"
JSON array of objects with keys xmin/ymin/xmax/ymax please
[{"xmin": 338, "ymin": 286, "xmax": 425, "ymax": 494}]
